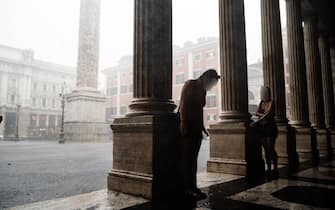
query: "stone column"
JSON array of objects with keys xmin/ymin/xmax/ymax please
[
  {"xmin": 207, "ymin": 0, "xmax": 263, "ymax": 177},
  {"xmin": 108, "ymin": 0, "xmax": 178, "ymax": 199},
  {"xmin": 64, "ymin": 0, "xmax": 108, "ymax": 142},
  {"xmin": 303, "ymin": 16, "xmax": 328, "ymax": 157},
  {"xmin": 76, "ymin": 0, "xmax": 100, "ymax": 89},
  {"xmin": 319, "ymin": 34, "xmax": 335, "ymax": 155},
  {"xmin": 285, "ymin": 0, "xmax": 315, "ymax": 161},
  {"xmin": 127, "ymin": 0, "xmax": 175, "ymax": 116},
  {"xmin": 261, "ymin": 0, "xmax": 293, "ymax": 165}
]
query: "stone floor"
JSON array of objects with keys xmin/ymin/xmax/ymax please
[{"xmin": 4, "ymin": 159, "xmax": 335, "ymax": 210}]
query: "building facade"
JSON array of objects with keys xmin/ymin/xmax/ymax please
[
  {"xmin": 103, "ymin": 37, "xmax": 263, "ymax": 128},
  {"xmin": 0, "ymin": 45, "xmax": 76, "ymax": 140}
]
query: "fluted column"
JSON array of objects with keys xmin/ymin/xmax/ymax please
[
  {"xmin": 127, "ymin": 0, "xmax": 176, "ymax": 116},
  {"xmin": 303, "ymin": 16, "xmax": 325, "ymax": 129},
  {"xmin": 261, "ymin": 0, "xmax": 287, "ymax": 124},
  {"xmin": 219, "ymin": 0, "xmax": 249, "ymax": 122},
  {"xmin": 285, "ymin": 0, "xmax": 310, "ymax": 127},
  {"xmin": 76, "ymin": 0, "xmax": 101, "ymax": 89},
  {"xmin": 319, "ymin": 35, "xmax": 335, "ymax": 129}
]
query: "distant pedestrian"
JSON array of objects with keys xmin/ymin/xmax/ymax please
[{"xmin": 178, "ymin": 69, "xmax": 220, "ymax": 200}]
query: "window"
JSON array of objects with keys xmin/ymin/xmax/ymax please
[
  {"xmin": 111, "ymin": 107, "xmax": 118, "ymax": 115},
  {"xmin": 176, "ymin": 73, "xmax": 184, "ymax": 85},
  {"xmin": 43, "ymin": 84, "xmax": 47, "ymax": 91},
  {"xmin": 10, "ymin": 79, "xmax": 16, "ymax": 88},
  {"xmin": 107, "ymin": 87, "xmax": 118, "ymax": 96},
  {"xmin": 176, "ymin": 58, "xmax": 184, "ymax": 66},
  {"xmin": 194, "ymin": 54, "xmax": 201, "ymax": 61},
  {"xmin": 129, "ymin": 84, "xmax": 133, "ymax": 92},
  {"xmin": 52, "ymin": 85, "xmax": 56, "ymax": 93},
  {"xmin": 193, "ymin": 70, "xmax": 203, "ymax": 79},
  {"xmin": 207, "ymin": 114, "xmax": 217, "ymax": 121},
  {"xmin": 120, "ymin": 85, "xmax": 128, "ymax": 94},
  {"xmin": 42, "ymin": 98, "xmax": 46, "ymax": 107},
  {"xmin": 206, "ymin": 95, "xmax": 216, "ymax": 108},
  {"xmin": 52, "ymin": 99, "xmax": 56, "ymax": 108},
  {"xmin": 10, "ymin": 94, "xmax": 15, "ymax": 104},
  {"xmin": 33, "ymin": 82, "xmax": 37, "ymax": 90},
  {"xmin": 206, "ymin": 51, "xmax": 215, "ymax": 58},
  {"xmin": 120, "ymin": 106, "xmax": 127, "ymax": 115},
  {"xmin": 32, "ymin": 98, "xmax": 36, "ymax": 106}
]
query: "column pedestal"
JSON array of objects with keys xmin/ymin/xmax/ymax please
[
  {"xmin": 276, "ymin": 125, "xmax": 289, "ymax": 164},
  {"xmin": 328, "ymin": 129, "xmax": 335, "ymax": 155},
  {"xmin": 207, "ymin": 122, "xmax": 264, "ymax": 177},
  {"xmin": 294, "ymin": 127, "xmax": 315, "ymax": 162},
  {"xmin": 316, "ymin": 128, "xmax": 328, "ymax": 157},
  {"xmin": 108, "ymin": 115, "xmax": 179, "ymax": 199},
  {"xmin": 64, "ymin": 89, "xmax": 109, "ymax": 142}
]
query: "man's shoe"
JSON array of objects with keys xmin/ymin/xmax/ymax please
[
  {"xmin": 271, "ymin": 170, "xmax": 279, "ymax": 180},
  {"xmin": 193, "ymin": 188, "xmax": 207, "ymax": 200},
  {"xmin": 265, "ymin": 170, "xmax": 272, "ymax": 182}
]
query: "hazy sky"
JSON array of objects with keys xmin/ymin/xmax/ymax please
[{"xmin": 0, "ymin": 0, "xmax": 287, "ymax": 69}]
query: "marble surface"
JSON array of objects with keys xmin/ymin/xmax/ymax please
[
  {"xmin": 295, "ymin": 167, "xmax": 335, "ymax": 181},
  {"xmin": 5, "ymin": 172, "xmax": 241, "ymax": 210},
  {"xmin": 229, "ymin": 179, "xmax": 335, "ymax": 210}
]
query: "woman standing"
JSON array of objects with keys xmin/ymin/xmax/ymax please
[{"xmin": 256, "ymin": 86, "xmax": 279, "ymax": 180}]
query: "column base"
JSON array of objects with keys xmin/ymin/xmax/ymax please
[
  {"xmin": 329, "ymin": 129, "xmax": 335, "ymax": 156},
  {"xmin": 316, "ymin": 128, "xmax": 328, "ymax": 157},
  {"xmin": 276, "ymin": 124, "xmax": 289, "ymax": 164},
  {"xmin": 64, "ymin": 122, "xmax": 109, "ymax": 142},
  {"xmin": 108, "ymin": 115, "xmax": 179, "ymax": 200},
  {"xmin": 108, "ymin": 169, "xmax": 152, "ymax": 199},
  {"xmin": 64, "ymin": 89, "xmax": 109, "ymax": 142},
  {"xmin": 274, "ymin": 124, "xmax": 299, "ymax": 170},
  {"xmin": 207, "ymin": 122, "xmax": 264, "ymax": 178},
  {"xmin": 292, "ymin": 127, "xmax": 318, "ymax": 162}
]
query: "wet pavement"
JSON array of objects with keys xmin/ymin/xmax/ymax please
[
  {"xmin": 124, "ymin": 159, "xmax": 335, "ymax": 210},
  {"xmin": 0, "ymin": 140, "xmax": 210, "ymax": 209}
]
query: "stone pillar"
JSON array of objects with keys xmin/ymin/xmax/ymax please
[
  {"xmin": 108, "ymin": 0, "xmax": 178, "ymax": 199},
  {"xmin": 64, "ymin": 0, "xmax": 108, "ymax": 142},
  {"xmin": 303, "ymin": 16, "xmax": 328, "ymax": 157},
  {"xmin": 285, "ymin": 0, "xmax": 315, "ymax": 162},
  {"xmin": 319, "ymin": 34, "xmax": 335, "ymax": 155},
  {"xmin": 207, "ymin": 0, "xmax": 262, "ymax": 177},
  {"xmin": 261, "ymin": 0, "xmax": 293, "ymax": 165}
]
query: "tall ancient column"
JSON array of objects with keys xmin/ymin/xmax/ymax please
[
  {"xmin": 64, "ymin": 0, "xmax": 108, "ymax": 142},
  {"xmin": 127, "ymin": 0, "xmax": 176, "ymax": 116},
  {"xmin": 218, "ymin": 0, "xmax": 249, "ymax": 122},
  {"xmin": 261, "ymin": 0, "xmax": 287, "ymax": 124},
  {"xmin": 303, "ymin": 16, "xmax": 325, "ymax": 128},
  {"xmin": 285, "ymin": 0, "xmax": 315, "ymax": 161},
  {"xmin": 303, "ymin": 16, "xmax": 328, "ymax": 156},
  {"xmin": 207, "ymin": 0, "xmax": 262, "ymax": 177},
  {"xmin": 319, "ymin": 35, "xmax": 335, "ymax": 129},
  {"xmin": 319, "ymin": 34, "xmax": 335, "ymax": 155},
  {"xmin": 108, "ymin": 0, "xmax": 178, "ymax": 199},
  {"xmin": 286, "ymin": 0, "xmax": 309, "ymax": 127},
  {"xmin": 261, "ymin": 0, "xmax": 291, "ymax": 165},
  {"xmin": 76, "ymin": 0, "xmax": 100, "ymax": 89}
]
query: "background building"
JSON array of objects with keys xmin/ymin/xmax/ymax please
[
  {"xmin": 104, "ymin": 37, "xmax": 264, "ymax": 128},
  {"xmin": 0, "ymin": 45, "xmax": 76, "ymax": 140}
]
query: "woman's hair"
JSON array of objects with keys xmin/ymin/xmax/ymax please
[{"xmin": 199, "ymin": 69, "xmax": 220, "ymax": 80}]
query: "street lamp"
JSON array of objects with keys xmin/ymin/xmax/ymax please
[
  {"xmin": 59, "ymin": 83, "xmax": 66, "ymax": 144},
  {"xmin": 15, "ymin": 104, "xmax": 21, "ymax": 141}
]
